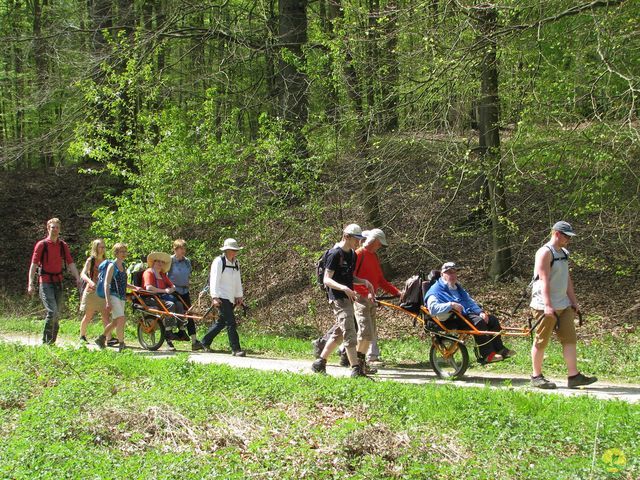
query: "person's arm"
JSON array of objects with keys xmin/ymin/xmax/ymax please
[
  {"xmin": 567, "ymin": 273, "xmax": 579, "ymax": 313},
  {"xmin": 62, "ymin": 242, "xmax": 81, "ymax": 288},
  {"xmin": 80, "ymin": 258, "xmax": 95, "ymax": 290},
  {"xmin": 426, "ymin": 294, "xmax": 455, "ymax": 316},
  {"xmin": 164, "ymin": 274, "xmax": 176, "ymax": 294},
  {"xmin": 534, "ymin": 247, "xmax": 555, "ymax": 317},
  {"xmin": 27, "ymin": 242, "xmax": 43, "ymax": 295},
  {"xmin": 353, "ymin": 275, "xmax": 375, "ymax": 299},
  {"xmin": 27, "ymin": 263, "xmax": 38, "ymax": 295},
  {"xmin": 209, "ymin": 258, "xmax": 222, "ymax": 306},
  {"xmin": 104, "ymin": 263, "xmax": 115, "ymax": 311},
  {"xmin": 324, "ymin": 269, "xmax": 358, "ymax": 301},
  {"xmin": 234, "ymin": 268, "xmax": 243, "ymax": 306},
  {"xmin": 68, "ymin": 263, "xmax": 82, "ymax": 289}
]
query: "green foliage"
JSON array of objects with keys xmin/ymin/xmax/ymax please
[{"xmin": 0, "ymin": 343, "xmax": 638, "ymax": 479}]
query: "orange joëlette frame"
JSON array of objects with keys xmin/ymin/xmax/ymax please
[
  {"xmin": 376, "ymin": 300, "xmax": 534, "ymax": 338},
  {"xmin": 128, "ymin": 288, "xmax": 208, "ymax": 322}
]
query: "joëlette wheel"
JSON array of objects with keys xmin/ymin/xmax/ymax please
[
  {"xmin": 137, "ymin": 314, "xmax": 165, "ymax": 351},
  {"xmin": 429, "ymin": 336, "xmax": 469, "ymax": 379}
]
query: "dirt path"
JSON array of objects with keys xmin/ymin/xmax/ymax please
[{"xmin": 2, "ymin": 331, "xmax": 639, "ymax": 404}]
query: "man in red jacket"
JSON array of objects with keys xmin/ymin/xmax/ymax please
[{"xmin": 353, "ymin": 229, "xmax": 401, "ymax": 369}]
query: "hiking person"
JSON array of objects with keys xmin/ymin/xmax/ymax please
[
  {"xmin": 354, "ymin": 229, "xmax": 401, "ymax": 367},
  {"xmin": 95, "ymin": 243, "xmax": 130, "ymax": 352},
  {"xmin": 529, "ymin": 221, "xmax": 597, "ymax": 389},
  {"xmin": 27, "ymin": 217, "xmax": 82, "ymax": 344},
  {"xmin": 424, "ymin": 262, "xmax": 515, "ymax": 364},
  {"xmin": 311, "ymin": 224, "xmax": 376, "ymax": 378},
  {"xmin": 79, "ymin": 239, "xmax": 114, "ymax": 345},
  {"xmin": 168, "ymin": 239, "xmax": 193, "ymax": 308},
  {"xmin": 199, "ymin": 238, "xmax": 246, "ymax": 356}
]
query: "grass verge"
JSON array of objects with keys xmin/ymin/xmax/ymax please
[{"xmin": 0, "ymin": 342, "xmax": 638, "ymax": 479}]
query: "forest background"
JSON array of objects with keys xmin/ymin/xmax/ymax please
[{"xmin": 0, "ymin": 0, "xmax": 639, "ymax": 335}]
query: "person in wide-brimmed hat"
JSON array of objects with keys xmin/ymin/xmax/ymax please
[{"xmin": 199, "ymin": 238, "xmax": 246, "ymax": 356}]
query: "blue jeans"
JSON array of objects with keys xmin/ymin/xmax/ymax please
[
  {"xmin": 200, "ymin": 299, "xmax": 241, "ymax": 351},
  {"xmin": 39, "ymin": 282, "xmax": 63, "ymax": 344}
]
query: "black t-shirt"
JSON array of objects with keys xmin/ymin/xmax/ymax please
[{"xmin": 325, "ymin": 247, "xmax": 357, "ymax": 301}]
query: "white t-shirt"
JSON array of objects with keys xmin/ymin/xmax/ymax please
[{"xmin": 530, "ymin": 244, "xmax": 571, "ymax": 310}]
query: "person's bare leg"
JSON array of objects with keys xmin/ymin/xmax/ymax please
[
  {"xmin": 531, "ymin": 343, "xmax": 545, "ymax": 377},
  {"xmin": 562, "ymin": 343, "xmax": 579, "ymax": 377},
  {"xmin": 80, "ymin": 308, "xmax": 95, "ymax": 337}
]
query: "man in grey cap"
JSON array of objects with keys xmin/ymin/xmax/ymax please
[
  {"xmin": 312, "ymin": 224, "xmax": 375, "ymax": 378},
  {"xmin": 529, "ymin": 221, "xmax": 597, "ymax": 389},
  {"xmin": 424, "ymin": 261, "xmax": 514, "ymax": 363}
]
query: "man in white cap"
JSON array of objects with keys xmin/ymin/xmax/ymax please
[
  {"xmin": 353, "ymin": 228, "xmax": 401, "ymax": 369},
  {"xmin": 529, "ymin": 221, "xmax": 597, "ymax": 389},
  {"xmin": 199, "ymin": 238, "xmax": 246, "ymax": 356},
  {"xmin": 312, "ymin": 224, "xmax": 375, "ymax": 378}
]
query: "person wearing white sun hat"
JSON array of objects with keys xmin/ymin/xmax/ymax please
[{"xmin": 199, "ymin": 238, "xmax": 246, "ymax": 356}]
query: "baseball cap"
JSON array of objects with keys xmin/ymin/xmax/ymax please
[
  {"xmin": 343, "ymin": 224, "xmax": 365, "ymax": 239},
  {"xmin": 367, "ymin": 228, "xmax": 388, "ymax": 246},
  {"xmin": 552, "ymin": 221, "xmax": 576, "ymax": 237},
  {"xmin": 441, "ymin": 262, "xmax": 459, "ymax": 273}
]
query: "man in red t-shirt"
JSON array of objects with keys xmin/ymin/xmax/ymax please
[
  {"xmin": 27, "ymin": 218, "xmax": 81, "ymax": 344},
  {"xmin": 353, "ymin": 229, "xmax": 401, "ymax": 368}
]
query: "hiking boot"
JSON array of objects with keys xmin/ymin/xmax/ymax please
[
  {"xmin": 531, "ymin": 374, "xmax": 557, "ymax": 389},
  {"xmin": 166, "ymin": 339, "xmax": 176, "ymax": 352},
  {"xmin": 118, "ymin": 342, "xmax": 126, "ymax": 353},
  {"xmin": 79, "ymin": 336, "xmax": 88, "ymax": 343},
  {"xmin": 350, "ymin": 364, "xmax": 373, "ymax": 380},
  {"xmin": 95, "ymin": 335, "xmax": 106, "ymax": 349},
  {"xmin": 232, "ymin": 350, "xmax": 246, "ymax": 357},
  {"xmin": 311, "ymin": 358, "xmax": 327, "ymax": 374},
  {"xmin": 202, "ymin": 344, "xmax": 214, "ymax": 353},
  {"xmin": 312, "ymin": 337, "xmax": 326, "ymax": 358},
  {"xmin": 500, "ymin": 348, "xmax": 517, "ymax": 359},
  {"xmin": 192, "ymin": 341, "xmax": 205, "ymax": 351},
  {"xmin": 568, "ymin": 373, "xmax": 597, "ymax": 389},
  {"xmin": 107, "ymin": 338, "xmax": 119, "ymax": 347},
  {"xmin": 358, "ymin": 352, "xmax": 377, "ymax": 374},
  {"xmin": 339, "ymin": 349, "xmax": 350, "ymax": 367}
]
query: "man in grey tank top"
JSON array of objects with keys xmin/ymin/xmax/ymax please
[{"xmin": 529, "ymin": 221, "xmax": 597, "ymax": 389}]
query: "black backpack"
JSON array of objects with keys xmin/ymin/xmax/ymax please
[{"xmin": 221, "ymin": 254, "xmax": 240, "ymax": 274}]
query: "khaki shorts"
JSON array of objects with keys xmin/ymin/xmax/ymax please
[
  {"xmin": 354, "ymin": 298, "xmax": 375, "ymax": 343},
  {"xmin": 80, "ymin": 289, "xmax": 106, "ymax": 313},
  {"xmin": 327, "ymin": 298, "xmax": 357, "ymax": 349},
  {"xmin": 531, "ymin": 307, "xmax": 577, "ymax": 348}
]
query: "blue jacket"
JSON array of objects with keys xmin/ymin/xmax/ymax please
[{"xmin": 424, "ymin": 278, "xmax": 482, "ymax": 316}]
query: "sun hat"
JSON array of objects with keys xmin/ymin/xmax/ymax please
[
  {"xmin": 441, "ymin": 262, "xmax": 459, "ymax": 273},
  {"xmin": 367, "ymin": 228, "xmax": 388, "ymax": 246},
  {"xmin": 147, "ymin": 252, "xmax": 172, "ymax": 273},
  {"xmin": 343, "ymin": 224, "xmax": 365, "ymax": 239},
  {"xmin": 552, "ymin": 221, "xmax": 576, "ymax": 237},
  {"xmin": 220, "ymin": 238, "xmax": 243, "ymax": 251}
]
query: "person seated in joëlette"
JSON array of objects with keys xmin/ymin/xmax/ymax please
[
  {"xmin": 424, "ymin": 262, "xmax": 516, "ymax": 364},
  {"xmin": 142, "ymin": 251, "xmax": 184, "ymax": 316}
]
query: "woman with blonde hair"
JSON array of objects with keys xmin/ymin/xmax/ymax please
[{"xmin": 79, "ymin": 239, "xmax": 114, "ymax": 344}]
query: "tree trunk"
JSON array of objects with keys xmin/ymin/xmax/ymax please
[
  {"xmin": 278, "ymin": 0, "xmax": 309, "ymax": 158},
  {"xmin": 476, "ymin": 4, "xmax": 512, "ymax": 280}
]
